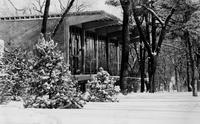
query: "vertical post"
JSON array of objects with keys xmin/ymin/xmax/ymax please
[
  {"xmin": 106, "ymin": 36, "xmax": 109, "ymax": 71},
  {"xmin": 116, "ymin": 40, "xmax": 120, "ymax": 75},
  {"xmin": 81, "ymin": 28, "xmax": 86, "ymax": 73},
  {"xmin": 64, "ymin": 19, "xmax": 70, "ymax": 66},
  {"xmin": 95, "ymin": 35, "xmax": 99, "ymax": 72}
]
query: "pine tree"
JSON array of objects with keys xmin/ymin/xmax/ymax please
[{"xmin": 24, "ymin": 34, "xmax": 85, "ymax": 108}]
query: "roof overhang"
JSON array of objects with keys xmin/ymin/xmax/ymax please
[{"xmin": 0, "ymin": 11, "xmax": 142, "ymax": 42}]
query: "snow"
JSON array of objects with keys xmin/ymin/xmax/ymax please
[
  {"xmin": 152, "ymin": 52, "xmax": 157, "ymax": 56},
  {"xmin": 1, "ymin": 92, "xmax": 200, "ymax": 124}
]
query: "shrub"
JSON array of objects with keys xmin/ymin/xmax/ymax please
[
  {"xmin": 0, "ymin": 48, "xmax": 30, "ymax": 103},
  {"xmin": 2, "ymin": 48, "xmax": 31, "ymax": 100},
  {"xmin": 23, "ymin": 35, "xmax": 85, "ymax": 109},
  {"xmin": 86, "ymin": 70, "xmax": 120, "ymax": 102},
  {"xmin": 1, "ymin": 35, "xmax": 85, "ymax": 108}
]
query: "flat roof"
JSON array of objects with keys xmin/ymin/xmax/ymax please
[
  {"xmin": 0, "ymin": 10, "xmax": 121, "ymax": 22},
  {"xmin": 0, "ymin": 10, "xmax": 124, "ymax": 40}
]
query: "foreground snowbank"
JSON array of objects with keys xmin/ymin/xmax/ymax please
[{"xmin": 0, "ymin": 92, "xmax": 200, "ymax": 124}]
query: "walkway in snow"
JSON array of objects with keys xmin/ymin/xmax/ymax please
[{"xmin": 0, "ymin": 92, "xmax": 200, "ymax": 124}]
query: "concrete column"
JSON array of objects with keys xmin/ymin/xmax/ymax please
[
  {"xmin": 116, "ymin": 40, "xmax": 120, "ymax": 75},
  {"xmin": 106, "ymin": 36, "xmax": 109, "ymax": 71},
  {"xmin": 81, "ymin": 28, "xmax": 86, "ymax": 73},
  {"xmin": 64, "ymin": 19, "xmax": 70, "ymax": 66},
  {"xmin": 95, "ymin": 35, "xmax": 99, "ymax": 72}
]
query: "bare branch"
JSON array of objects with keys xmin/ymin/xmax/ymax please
[
  {"xmin": 164, "ymin": 8, "xmax": 176, "ymax": 26},
  {"xmin": 57, "ymin": 0, "xmax": 65, "ymax": 12},
  {"xmin": 162, "ymin": 43, "xmax": 184, "ymax": 50},
  {"xmin": 142, "ymin": 5, "xmax": 164, "ymax": 26},
  {"xmin": 156, "ymin": 7, "xmax": 176, "ymax": 53},
  {"xmin": 132, "ymin": 8, "xmax": 152, "ymax": 57},
  {"xmin": 31, "ymin": 0, "xmax": 46, "ymax": 14},
  {"xmin": 32, "ymin": 3, "xmax": 43, "ymax": 14},
  {"xmin": 76, "ymin": 2, "xmax": 89, "ymax": 12},
  {"xmin": 51, "ymin": 0, "xmax": 76, "ymax": 37},
  {"xmin": 57, "ymin": 0, "xmax": 88, "ymax": 12},
  {"xmin": 41, "ymin": 0, "xmax": 46, "ymax": 8},
  {"xmin": 8, "ymin": 0, "xmax": 28, "ymax": 15}
]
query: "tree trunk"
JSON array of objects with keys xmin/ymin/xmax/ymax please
[
  {"xmin": 119, "ymin": 0, "xmax": 131, "ymax": 93},
  {"xmin": 197, "ymin": 48, "xmax": 200, "ymax": 91},
  {"xmin": 106, "ymin": 37, "xmax": 109, "ymax": 72},
  {"xmin": 151, "ymin": 13, "xmax": 156, "ymax": 52},
  {"xmin": 186, "ymin": 53, "xmax": 192, "ymax": 92},
  {"xmin": 148, "ymin": 55, "xmax": 157, "ymax": 93},
  {"xmin": 140, "ymin": 40, "xmax": 145, "ymax": 92},
  {"xmin": 186, "ymin": 31, "xmax": 198, "ymax": 96},
  {"xmin": 174, "ymin": 65, "xmax": 179, "ymax": 92},
  {"xmin": 41, "ymin": 0, "xmax": 51, "ymax": 39},
  {"xmin": 184, "ymin": 31, "xmax": 192, "ymax": 92}
]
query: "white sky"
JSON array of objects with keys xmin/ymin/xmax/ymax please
[
  {"xmin": 86, "ymin": 0, "xmax": 122, "ymax": 18},
  {"xmin": 0, "ymin": 0, "xmax": 122, "ymax": 18}
]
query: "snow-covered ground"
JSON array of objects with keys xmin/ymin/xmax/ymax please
[{"xmin": 0, "ymin": 92, "xmax": 200, "ymax": 124}]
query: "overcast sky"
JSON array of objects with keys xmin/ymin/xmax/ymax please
[{"xmin": 0, "ymin": 0, "xmax": 122, "ymax": 18}]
